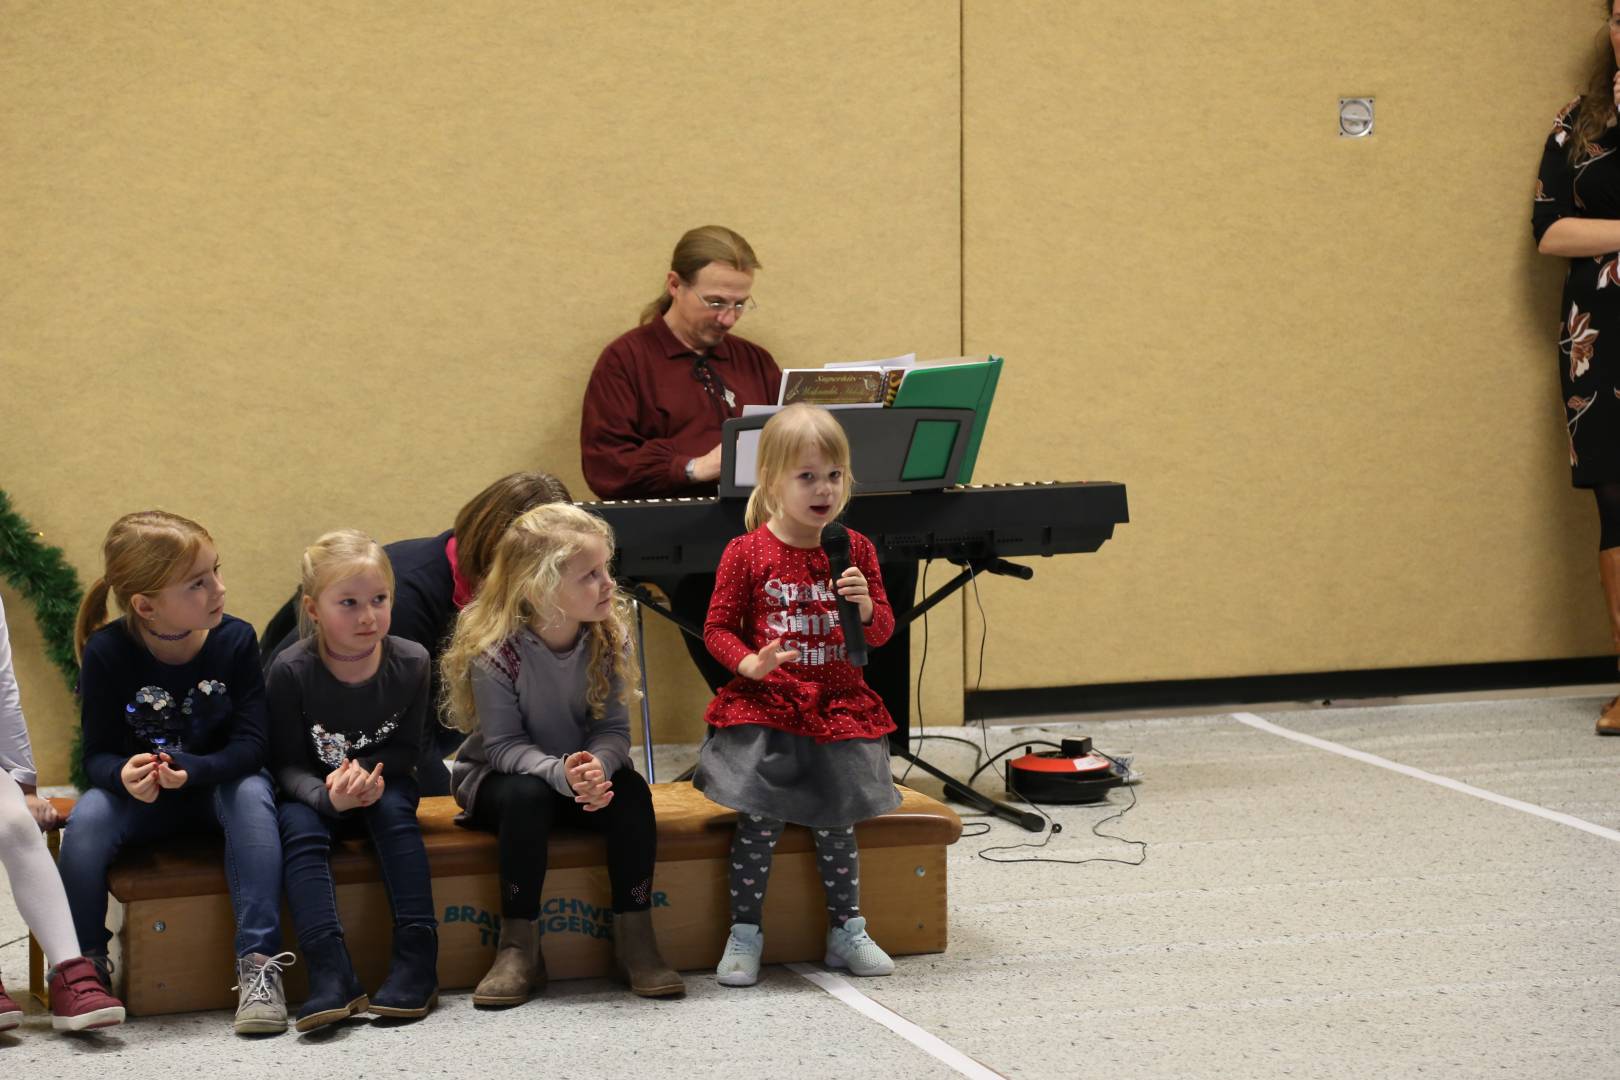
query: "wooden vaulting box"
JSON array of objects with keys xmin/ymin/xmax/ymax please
[{"xmin": 32, "ymin": 784, "xmax": 961, "ymax": 1016}]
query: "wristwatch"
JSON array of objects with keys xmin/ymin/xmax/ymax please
[{"xmin": 684, "ymin": 458, "xmax": 698, "ymax": 483}]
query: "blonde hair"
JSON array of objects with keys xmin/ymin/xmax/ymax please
[
  {"xmin": 297, "ymin": 529, "xmax": 396, "ymax": 641},
  {"xmin": 744, "ymin": 403, "xmax": 855, "ymax": 531},
  {"xmin": 639, "ymin": 225, "xmax": 761, "ymax": 324},
  {"xmin": 74, "ymin": 510, "xmax": 213, "ymax": 660},
  {"xmin": 441, "ymin": 503, "xmax": 640, "ymax": 733},
  {"xmin": 451, "ymin": 471, "xmax": 573, "ymax": 587},
  {"xmin": 1569, "ymin": 3, "xmax": 1620, "ymax": 163}
]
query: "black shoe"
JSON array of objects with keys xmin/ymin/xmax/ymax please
[
  {"xmin": 369, "ymin": 923, "xmax": 438, "ymax": 1020},
  {"xmin": 294, "ymin": 935, "xmax": 368, "ymax": 1033}
]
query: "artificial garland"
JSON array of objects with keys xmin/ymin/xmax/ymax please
[{"xmin": 0, "ymin": 488, "xmax": 89, "ymax": 789}]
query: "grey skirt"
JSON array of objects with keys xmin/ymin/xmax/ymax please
[{"xmin": 693, "ymin": 724, "xmax": 901, "ymax": 828}]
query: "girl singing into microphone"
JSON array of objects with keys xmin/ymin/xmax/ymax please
[{"xmin": 694, "ymin": 403, "xmax": 902, "ymax": 988}]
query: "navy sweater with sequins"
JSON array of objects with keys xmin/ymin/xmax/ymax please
[{"xmin": 79, "ymin": 615, "xmax": 268, "ymax": 795}]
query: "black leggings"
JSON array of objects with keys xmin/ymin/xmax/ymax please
[
  {"xmin": 467, "ymin": 766, "xmax": 657, "ymax": 918},
  {"xmin": 1598, "ymin": 485, "xmax": 1620, "ymax": 551}
]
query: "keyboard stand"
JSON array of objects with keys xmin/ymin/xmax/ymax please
[
  {"xmin": 891, "ymin": 557, "xmax": 1045, "ymax": 831},
  {"xmin": 623, "ymin": 583, "xmax": 705, "ymax": 784}
]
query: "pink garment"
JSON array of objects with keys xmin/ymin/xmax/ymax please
[{"xmin": 445, "ymin": 535, "xmax": 474, "ymax": 610}]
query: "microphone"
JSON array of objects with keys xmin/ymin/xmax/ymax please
[{"xmin": 820, "ymin": 522, "xmax": 868, "ymax": 667}]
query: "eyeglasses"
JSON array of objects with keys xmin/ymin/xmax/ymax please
[{"xmin": 684, "ymin": 280, "xmax": 757, "ymax": 317}]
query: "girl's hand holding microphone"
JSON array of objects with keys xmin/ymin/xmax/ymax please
[
  {"xmin": 565, "ymin": 751, "xmax": 613, "ymax": 811},
  {"xmin": 836, "ymin": 566, "xmax": 874, "ymax": 624}
]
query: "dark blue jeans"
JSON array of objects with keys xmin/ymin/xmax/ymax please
[
  {"xmin": 59, "ymin": 770, "xmax": 284, "ymax": 957},
  {"xmin": 277, "ymin": 775, "xmax": 436, "ymax": 947}
]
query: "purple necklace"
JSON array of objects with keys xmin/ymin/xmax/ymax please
[
  {"xmin": 325, "ymin": 641, "xmax": 378, "ymax": 663},
  {"xmin": 149, "ymin": 627, "xmax": 193, "ymax": 641}
]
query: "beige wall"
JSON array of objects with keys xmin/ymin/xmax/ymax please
[
  {"xmin": 2, "ymin": 2, "xmax": 1608, "ymax": 781},
  {"xmin": 1, "ymin": 2, "xmax": 962, "ymax": 783},
  {"xmin": 960, "ymin": 3, "xmax": 1607, "ymax": 688}
]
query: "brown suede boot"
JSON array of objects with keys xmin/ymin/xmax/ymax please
[
  {"xmin": 612, "ymin": 910, "xmax": 684, "ymax": 998},
  {"xmin": 471, "ymin": 918, "xmax": 544, "ymax": 1007},
  {"xmin": 1599, "ymin": 548, "xmax": 1620, "ymax": 735}
]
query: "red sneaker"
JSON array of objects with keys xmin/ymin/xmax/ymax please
[
  {"xmin": 0, "ymin": 981, "xmax": 21, "ymax": 1031},
  {"xmin": 47, "ymin": 957, "xmax": 124, "ymax": 1031}
]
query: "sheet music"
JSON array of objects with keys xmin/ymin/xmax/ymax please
[{"xmin": 823, "ymin": 352, "xmax": 915, "ymax": 371}]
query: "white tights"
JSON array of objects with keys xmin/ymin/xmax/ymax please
[{"xmin": 0, "ymin": 769, "xmax": 78, "ymax": 971}]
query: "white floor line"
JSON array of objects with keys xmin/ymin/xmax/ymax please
[
  {"xmin": 1232, "ymin": 711, "xmax": 1620, "ymax": 843},
  {"xmin": 787, "ymin": 963, "xmax": 1007, "ymax": 1080}
]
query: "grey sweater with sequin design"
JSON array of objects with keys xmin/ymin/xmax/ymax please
[
  {"xmin": 450, "ymin": 627, "xmax": 631, "ymax": 818},
  {"xmin": 267, "ymin": 635, "xmax": 430, "ymax": 817}
]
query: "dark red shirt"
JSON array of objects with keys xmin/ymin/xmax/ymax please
[
  {"xmin": 702, "ymin": 525, "xmax": 895, "ymax": 743},
  {"xmin": 579, "ymin": 317, "xmax": 782, "ymax": 499}
]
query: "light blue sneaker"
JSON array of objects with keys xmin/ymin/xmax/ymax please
[
  {"xmin": 825, "ymin": 917, "xmax": 894, "ymax": 977},
  {"xmin": 716, "ymin": 923, "xmax": 763, "ymax": 987}
]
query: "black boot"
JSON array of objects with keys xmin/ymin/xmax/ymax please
[
  {"xmin": 370, "ymin": 923, "xmax": 439, "ymax": 1019},
  {"xmin": 295, "ymin": 935, "xmax": 368, "ymax": 1033}
]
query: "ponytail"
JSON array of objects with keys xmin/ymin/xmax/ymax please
[
  {"xmin": 639, "ymin": 292, "xmax": 675, "ymax": 325},
  {"xmin": 75, "ymin": 510, "xmax": 213, "ymax": 661},
  {"xmin": 743, "ymin": 485, "xmax": 773, "ymax": 533},
  {"xmin": 74, "ymin": 577, "xmax": 114, "ymax": 661}
]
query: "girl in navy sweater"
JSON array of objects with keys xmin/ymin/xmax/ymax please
[{"xmin": 60, "ymin": 511, "xmax": 290, "ymax": 1035}]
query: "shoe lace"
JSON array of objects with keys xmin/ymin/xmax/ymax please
[
  {"xmin": 232, "ymin": 951, "xmax": 296, "ymax": 1006},
  {"xmin": 721, "ymin": 930, "xmax": 758, "ymax": 961},
  {"xmin": 836, "ymin": 923, "xmax": 881, "ymax": 955}
]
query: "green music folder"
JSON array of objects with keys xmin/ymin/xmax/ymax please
[{"xmin": 890, "ymin": 356, "xmax": 1002, "ymax": 484}]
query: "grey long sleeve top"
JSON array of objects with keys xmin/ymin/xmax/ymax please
[
  {"xmin": 0, "ymin": 596, "xmax": 38, "ymax": 787},
  {"xmin": 266, "ymin": 636, "xmax": 431, "ymax": 817},
  {"xmin": 449, "ymin": 626, "xmax": 631, "ymax": 817}
]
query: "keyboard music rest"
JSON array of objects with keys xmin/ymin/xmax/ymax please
[{"xmin": 581, "ymin": 481, "xmax": 1130, "ymax": 577}]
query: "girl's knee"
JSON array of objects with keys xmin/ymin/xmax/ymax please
[
  {"xmin": 215, "ymin": 770, "xmax": 275, "ymax": 809},
  {"xmin": 503, "ymin": 774, "xmax": 555, "ymax": 808},
  {"xmin": 277, "ymin": 801, "xmax": 329, "ymax": 845},
  {"xmin": 366, "ymin": 790, "xmax": 426, "ymax": 838},
  {"xmin": 0, "ymin": 799, "xmax": 41, "ymax": 853},
  {"xmin": 372, "ymin": 782, "xmax": 421, "ymax": 817},
  {"xmin": 215, "ymin": 773, "xmax": 280, "ymax": 834},
  {"xmin": 58, "ymin": 789, "xmax": 128, "ymax": 865},
  {"xmin": 610, "ymin": 767, "xmax": 653, "ymax": 807}
]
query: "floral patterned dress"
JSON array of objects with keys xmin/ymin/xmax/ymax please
[{"xmin": 1534, "ymin": 96, "xmax": 1620, "ymax": 486}]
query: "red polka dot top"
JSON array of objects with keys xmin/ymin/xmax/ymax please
[{"xmin": 702, "ymin": 525, "xmax": 896, "ymax": 743}]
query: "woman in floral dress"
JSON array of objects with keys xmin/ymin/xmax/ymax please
[{"xmin": 1534, "ymin": 1, "xmax": 1620, "ymax": 733}]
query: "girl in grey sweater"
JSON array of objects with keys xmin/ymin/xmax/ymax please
[{"xmin": 442, "ymin": 503, "xmax": 681, "ymax": 1004}]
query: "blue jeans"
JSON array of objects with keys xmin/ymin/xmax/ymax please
[
  {"xmin": 277, "ymin": 775, "xmax": 435, "ymax": 947},
  {"xmin": 59, "ymin": 770, "xmax": 284, "ymax": 958}
]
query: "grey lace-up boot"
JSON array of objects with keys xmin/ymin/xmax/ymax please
[{"xmin": 233, "ymin": 951, "xmax": 295, "ymax": 1035}]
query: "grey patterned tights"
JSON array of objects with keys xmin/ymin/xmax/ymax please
[{"xmin": 727, "ymin": 814, "xmax": 862, "ymax": 927}]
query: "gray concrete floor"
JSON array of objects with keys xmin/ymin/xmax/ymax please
[{"xmin": 4, "ymin": 694, "xmax": 1620, "ymax": 1078}]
